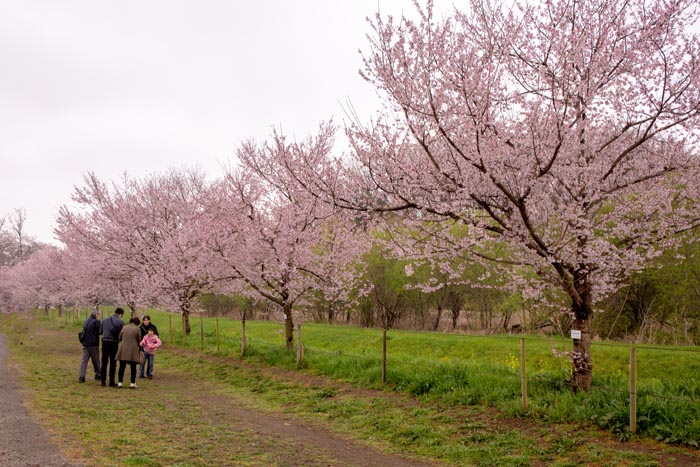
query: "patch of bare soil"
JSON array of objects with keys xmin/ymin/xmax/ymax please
[
  {"xmin": 155, "ymin": 365, "xmax": 442, "ymax": 467},
  {"xmin": 0, "ymin": 335, "xmax": 78, "ymax": 467}
]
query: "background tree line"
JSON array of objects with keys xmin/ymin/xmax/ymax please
[
  {"xmin": 197, "ymin": 234, "xmax": 700, "ymax": 346},
  {"xmin": 5, "ymin": 203, "xmax": 697, "ymax": 346},
  {"xmin": 0, "ymin": 209, "xmax": 41, "ymax": 267}
]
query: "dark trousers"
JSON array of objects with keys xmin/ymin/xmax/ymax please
[
  {"xmin": 101, "ymin": 341, "xmax": 119, "ymax": 385},
  {"xmin": 118, "ymin": 361, "xmax": 137, "ymax": 384}
]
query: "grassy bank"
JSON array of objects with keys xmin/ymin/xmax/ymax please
[
  {"xmin": 46, "ymin": 307, "xmax": 700, "ymax": 445},
  {"xmin": 138, "ymin": 309, "xmax": 700, "ymax": 446},
  {"xmin": 3, "ymin": 312, "xmax": 700, "ymax": 466}
]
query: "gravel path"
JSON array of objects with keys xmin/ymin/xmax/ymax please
[{"xmin": 0, "ymin": 335, "xmax": 78, "ymax": 467}]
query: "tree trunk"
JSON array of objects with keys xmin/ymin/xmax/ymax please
[
  {"xmin": 127, "ymin": 302, "xmax": 137, "ymax": 319},
  {"xmin": 433, "ymin": 305, "xmax": 443, "ymax": 331},
  {"xmin": 283, "ymin": 303, "xmax": 294, "ymax": 351},
  {"xmin": 571, "ymin": 288, "xmax": 593, "ymax": 392},
  {"xmin": 182, "ymin": 310, "xmax": 191, "ymax": 335},
  {"xmin": 502, "ymin": 309, "xmax": 513, "ymax": 331}
]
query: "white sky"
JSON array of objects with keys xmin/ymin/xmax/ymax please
[{"xmin": 0, "ymin": 1, "xmax": 451, "ymax": 245}]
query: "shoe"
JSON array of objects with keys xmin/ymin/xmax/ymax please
[
  {"xmin": 78, "ymin": 377, "xmax": 85, "ymax": 383},
  {"xmin": 139, "ymin": 375, "xmax": 144, "ymax": 379},
  {"xmin": 101, "ymin": 382, "xmax": 106, "ymax": 387},
  {"xmin": 109, "ymin": 383, "xmax": 117, "ymax": 387},
  {"xmin": 94, "ymin": 374, "xmax": 101, "ymax": 380},
  {"xmin": 117, "ymin": 382, "xmax": 123, "ymax": 388},
  {"xmin": 148, "ymin": 375, "xmax": 152, "ymax": 380},
  {"xmin": 130, "ymin": 383, "xmax": 137, "ymax": 389}
]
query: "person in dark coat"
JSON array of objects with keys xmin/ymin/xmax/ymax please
[
  {"xmin": 78, "ymin": 309, "xmax": 101, "ymax": 383},
  {"xmin": 116, "ymin": 316, "xmax": 141, "ymax": 388},
  {"xmin": 138, "ymin": 315, "xmax": 159, "ymax": 378},
  {"xmin": 100, "ymin": 307, "xmax": 124, "ymax": 387}
]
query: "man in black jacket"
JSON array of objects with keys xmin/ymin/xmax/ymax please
[
  {"xmin": 78, "ymin": 309, "xmax": 102, "ymax": 383},
  {"xmin": 100, "ymin": 307, "xmax": 124, "ymax": 387}
]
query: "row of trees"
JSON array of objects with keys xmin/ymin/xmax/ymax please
[
  {"xmin": 2, "ymin": 0, "xmax": 700, "ymax": 392},
  {"xmin": 0, "ymin": 131, "xmax": 362, "ymax": 350},
  {"xmin": 194, "ymin": 238, "xmax": 700, "ymax": 346},
  {"xmin": 0, "ymin": 210, "xmax": 43, "ymax": 309},
  {"xmin": 3, "ymin": 198, "xmax": 698, "ymax": 341}
]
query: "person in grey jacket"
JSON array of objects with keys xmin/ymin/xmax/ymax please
[
  {"xmin": 78, "ymin": 309, "xmax": 101, "ymax": 383},
  {"xmin": 100, "ymin": 308, "xmax": 124, "ymax": 387}
]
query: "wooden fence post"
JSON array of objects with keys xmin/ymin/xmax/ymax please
[
  {"xmin": 296, "ymin": 323, "xmax": 304, "ymax": 366},
  {"xmin": 630, "ymin": 347, "xmax": 637, "ymax": 434},
  {"xmin": 520, "ymin": 338, "xmax": 528, "ymax": 411},
  {"xmin": 241, "ymin": 319, "xmax": 247, "ymax": 357},
  {"xmin": 382, "ymin": 329, "xmax": 387, "ymax": 385},
  {"xmin": 200, "ymin": 315, "xmax": 204, "ymax": 352},
  {"xmin": 216, "ymin": 318, "xmax": 220, "ymax": 352}
]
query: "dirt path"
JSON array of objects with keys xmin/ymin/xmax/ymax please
[
  {"xmin": 0, "ymin": 335, "xmax": 78, "ymax": 467},
  {"xmin": 151, "ymin": 361, "xmax": 443, "ymax": 467},
  {"xmin": 1, "ymin": 329, "xmax": 443, "ymax": 467}
]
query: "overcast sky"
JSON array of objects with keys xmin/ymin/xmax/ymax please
[{"xmin": 1, "ymin": 1, "xmax": 451, "ymax": 245}]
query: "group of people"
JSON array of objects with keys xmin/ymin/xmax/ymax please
[{"xmin": 78, "ymin": 307, "xmax": 162, "ymax": 388}]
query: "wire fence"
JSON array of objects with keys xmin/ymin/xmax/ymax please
[{"xmin": 53, "ymin": 307, "xmax": 700, "ymax": 443}]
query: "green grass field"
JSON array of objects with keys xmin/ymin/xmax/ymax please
[
  {"xmin": 42, "ymin": 310, "xmax": 700, "ymax": 447},
  {"xmin": 59, "ymin": 307, "xmax": 700, "ymax": 446},
  {"xmin": 2, "ymin": 310, "xmax": 700, "ymax": 466}
]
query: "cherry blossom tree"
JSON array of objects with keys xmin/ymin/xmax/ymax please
[
  {"xmin": 283, "ymin": 0, "xmax": 700, "ymax": 391},
  {"xmin": 55, "ymin": 173, "xmax": 148, "ymax": 315},
  {"xmin": 56, "ymin": 170, "xmax": 222, "ymax": 333},
  {"xmin": 206, "ymin": 126, "xmax": 361, "ymax": 350},
  {"xmin": 1, "ymin": 245, "xmax": 67, "ymax": 313},
  {"xmin": 125, "ymin": 169, "xmax": 225, "ymax": 334},
  {"xmin": 58, "ymin": 231, "xmax": 120, "ymax": 309}
]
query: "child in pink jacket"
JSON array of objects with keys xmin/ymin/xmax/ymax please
[{"xmin": 139, "ymin": 328, "xmax": 162, "ymax": 379}]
